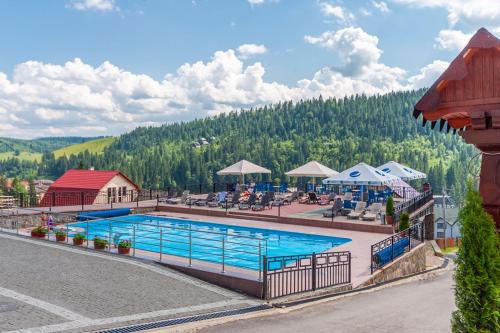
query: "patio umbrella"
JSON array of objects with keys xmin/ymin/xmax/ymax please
[
  {"xmin": 216, "ymin": 160, "xmax": 271, "ymax": 184},
  {"xmin": 285, "ymin": 161, "xmax": 338, "ymax": 185},
  {"xmin": 322, "ymin": 162, "xmax": 400, "ymax": 186},
  {"xmin": 376, "ymin": 161, "xmax": 427, "ymax": 181}
]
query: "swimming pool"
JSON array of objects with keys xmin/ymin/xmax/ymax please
[{"xmin": 72, "ymin": 214, "xmax": 351, "ymax": 270}]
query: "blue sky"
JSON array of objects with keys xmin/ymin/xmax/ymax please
[{"xmin": 0, "ymin": 0, "xmax": 498, "ymax": 138}]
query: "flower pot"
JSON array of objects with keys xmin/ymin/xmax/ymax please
[
  {"xmin": 31, "ymin": 231, "xmax": 46, "ymax": 238},
  {"xmin": 386, "ymin": 215, "xmax": 394, "ymax": 225},
  {"xmin": 56, "ymin": 234, "xmax": 66, "ymax": 242},
  {"xmin": 94, "ymin": 243, "xmax": 107, "ymax": 250},
  {"xmin": 118, "ymin": 247, "xmax": 131, "ymax": 255},
  {"xmin": 73, "ymin": 238, "xmax": 84, "ymax": 246}
]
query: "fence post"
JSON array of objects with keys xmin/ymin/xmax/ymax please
[
  {"xmin": 258, "ymin": 241, "xmax": 262, "ymax": 281},
  {"xmin": 150, "ymin": 189, "xmax": 153, "ymax": 200},
  {"xmin": 81, "ymin": 192, "xmax": 84, "ymax": 211},
  {"xmin": 225, "ymin": 199, "xmax": 228, "ymax": 215},
  {"xmin": 156, "ymin": 194, "xmax": 159, "ymax": 206},
  {"xmin": 213, "ymin": 183, "xmax": 216, "ymax": 193},
  {"xmin": 86, "ymin": 220, "xmax": 89, "ymax": 248},
  {"xmin": 108, "ymin": 223, "xmax": 112, "ymax": 253},
  {"xmin": 221, "ymin": 237, "xmax": 225, "ymax": 273},
  {"xmin": 133, "ymin": 225, "xmax": 136, "ymax": 257},
  {"xmin": 136, "ymin": 192, "xmax": 139, "ymax": 208},
  {"xmin": 391, "ymin": 235, "xmax": 394, "ymax": 261},
  {"xmin": 159, "ymin": 229, "xmax": 163, "ymax": 262},
  {"xmin": 262, "ymin": 256, "xmax": 268, "ymax": 300},
  {"xmin": 348, "ymin": 252, "xmax": 351, "ymax": 284},
  {"xmin": 189, "ymin": 224, "xmax": 192, "ymax": 267},
  {"xmin": 51, "ymin": 192, "xmax": 56, "ymax": 212},
  {"xmin": 312, "ymin": 252, "xmax": 317, "ymax": 291},
  {"xmin": 278, "ymin": 203, "xmax": 281, "ymax": 217},
  {"xmin": 66, "ymin": 221, "xmax": 69, "ymax": 244},
  {"xmin": 370, "ymin": 245, "xmax": 374, "ymax": 274}
]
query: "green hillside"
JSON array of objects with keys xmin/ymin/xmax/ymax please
[
  {"xmin": 53, "ymin": 137, "xmax": 116, "ymax": 158},
  {"xmin": 0, "ymin": 90, "xmax": 477, "ymax": 201}
]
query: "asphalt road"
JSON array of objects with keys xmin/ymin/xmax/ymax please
[{"xmin": 198, "ymin": 269, "xmax": 456, "ymax": 333}]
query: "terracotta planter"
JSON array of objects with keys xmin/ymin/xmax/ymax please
[
  {"xmin": 94, "ymin": 243, "xmax": 107, "ymax": 250},
  {"xmin": 118, "ymin": 247, "xmax": 131, "ymax": 255},
  {"xmin": 31, "ymin": 231, "xmax": 46, "ymax": 238},
  {"xmin": 73, "ymin": 238, "xmax": 84, "ymax": 246},
  {"xmin": 386, "ymin": 215, "xmax": 394, "ymax": 225},
  {"xmin": 55, "ymin": 234, "xmax": 66, "ymax": 242}
]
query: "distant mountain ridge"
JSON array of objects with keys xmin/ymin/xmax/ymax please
[{"xmin": 0, "ymin": 90, "xmax": 476, "ymax": 201}]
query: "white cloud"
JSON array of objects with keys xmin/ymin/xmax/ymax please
[
  {"xmin": 319, "ymin": 2, "xmax": 354, "ymax": 23},
  {"xmin": 0, "ymin": 27, "xmax": 448, "ymax": 138},
  {"xmin": 372, "ymin": 1, "xmax": 390, "ymax": 13},
  {"xmin": 407, "ymin": 60, "xmax": 449, "ymax": 89},
  {"xmin": 434, "ymin": 29, "xmax": 472, "ymax": 51},
  {"xmin": 67, "ymin": 0, "xmax": 116, "ymax": 12},
  {"xmin": 360, "ymin": 8, "xmax": 372, "ymax": 16},
  {"xmin": 237, "ymin": 44, "xmax": 268, "ymax": 59},
  {"xmin": 393, "ymin": 0, "xmax": 500, "ymax": 26}
]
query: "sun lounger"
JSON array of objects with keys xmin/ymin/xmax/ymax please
[
  {"xmin": 252, "ymin": 193, "xmax": 271, "ymax": 211},
  {"xmin": 323, "ymin": 198, "xmax": 343, "ymax": 218},
  {"xmin": 307, "ymin": 192, "xmax": 318, "ymax": 204},
  {"xmin": 166, "ymin": 190, "xmax": 190, "ymax": 204},
  {"xmin": 221, "ymin": 191, "xmax": 241, "ymax": 209},
  {"xmin": 347, "ymin": 201, "xmax": 367, "ymax": 219},
  {"xmin": 239, "ymin": 193, "xmax": 257, "ymax": 210},
  {"xmin": 207, "ymin": 192, "xmax": 226, "ymax": 207},
  {"xmin": 195, "ymin": 192, "xmax": 216, "ymax": 206},
  {"xmin": 362, "ymin": 203, "xmax": 382, "ymax": 221}
]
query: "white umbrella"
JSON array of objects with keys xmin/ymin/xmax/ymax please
[
  {"xmin": 377, "ymin": 161, "xmax": 427, "ymax": 181},
  {"xmin": 322, "ymin": 162, "xmax": 400, "ymax": 186},
  {"xmin": 285, "ymin": 161, "xmax": 338, "ymax": 178},
  {"xmin": 216, "ymin": 160, "xmax": 271, "ymax": 183}
]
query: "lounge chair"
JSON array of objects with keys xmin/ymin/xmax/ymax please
[
  {"xmin": 347, "ymin": 201, "xmax": 367, "ymax": 220},
  {"xmin": 166, "ymin": 190, "xmax": 190, "ymax": 204},
  {"xmin": 195, "ymin": 192, "xmax": 216, "ymax": 206},
  {"xmin": 159, "ymin": 190, "xmax": 177, "ymax": 203},
  {"xmin": 252, "ymin": 193, "xmax": 271, "ymax": 211},
  {"xmin": 207, "ymin": 192, "xmax": 226, "ymax": 207},
  {"xmin": 307, "ymin": 192, "xmax": 318, "ymax": 204},
  {"xmin": 323, "ymin": 198, "xmax": 343, "ymax": 218},
  {"xmin": 221, "ymin": 191, "xmax": 241, "ymax": 209},
  {"xmin": 318, "ymin": 193, "xmax": 336, "ymax": 205},
  {"xmin": 239, "ymin": 193, "xmax": 257, "ymax": 210},
  {"xmin": 362, "ymin": 203, "xmax": 382, "ymax": 221}
]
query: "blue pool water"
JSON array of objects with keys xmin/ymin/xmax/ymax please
[{"xmin": 72, "ymin": 214, "xmax": 351, "ymax": 270}]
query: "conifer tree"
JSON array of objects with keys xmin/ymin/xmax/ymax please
[{"xmin": 452, "ymin": 182, "xmax": 500, "ymax": 333}]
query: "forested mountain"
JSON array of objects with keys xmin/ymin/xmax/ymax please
[
  {"xmin": 0, "ymin": 137, "xmax": 95, "ymax": 154},
  {"xmin": 0, "ymin": 90, "xmax": 477, "ymax": 202}
]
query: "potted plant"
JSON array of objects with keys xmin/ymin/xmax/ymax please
[
  {"xmin": 399, "ymin": 212, "xmax": 410, "ymax": 235},
  {"xmin": 73, "ymin": 233, "xmax": 86, "ymax": 246},
  {"xmin": 31, "ymin": 226, "xmax": 47, "ymax": 238},
  {"xmin": 93, "ymin": 236, "xmax": 108, "ymax": 250},
  {"xmin": 55, "ymin": 230, "xmax": 66, "ymax": 242},
  {"xmin": 117, "ymin": 240, "xmax": 132, "ymax": 255},
  {"xmin": 385, "ymin": 196, "xmax": 394, "ymax": 225}
]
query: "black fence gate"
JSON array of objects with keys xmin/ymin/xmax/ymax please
[{"xmin": 263, "ymin": 251, "xmax": 351, "ymax": 299}]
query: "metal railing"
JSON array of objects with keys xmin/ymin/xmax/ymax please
[
  {"xmin": 263, "ymin": 251, "xmax": 351, "ymax": 299},
  {"xmin": 392, "ymin": 190, "xmax": 433, "ymax": 231},
  {"xmin": 0, "ymin": 210, "xmax": 268, "ymax": 280},
  {"xmin": 370, "ymin": 221, "xmax": 424, "ymax": 274}
]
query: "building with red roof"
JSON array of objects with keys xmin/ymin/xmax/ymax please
[{"xmin": 40, "ymin": 169, "xmax": 139, "ymax": 207}]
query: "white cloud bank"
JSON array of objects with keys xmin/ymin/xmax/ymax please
[
  {"xmin": 237, "ymin": 44, "xmax": 268, "ymax": 59},
  {"xmin": 0, "ymin": 32, "xmax": 447, "ymax": 138},
  {"xmin": 67, "ymin": 0, "xmax": 116, "ymax": 12}
]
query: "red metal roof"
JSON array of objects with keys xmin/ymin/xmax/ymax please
[{"xmin": 49, "ymin": 169, "xmax": 138, "ymax": 191}]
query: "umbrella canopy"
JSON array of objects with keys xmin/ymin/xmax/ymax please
[
  {"xmin": 377, "ymin": 161, "xmax": 427, "ymax": 180},
  {"xmin": 217, "ymin": 160, "xmax": 271, "ymax": 183},
  {"xmin": 322, "ymin": 162, "xmax": 400, "ymax": 186},
  {"xmin": 285, "ymin": 161, "xmax": 338, "ymax": 178}
]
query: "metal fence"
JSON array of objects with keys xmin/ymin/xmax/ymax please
[
  {"xmin": 263, "ymin": 251, "xmax": 351, "ymax": 299},
  {"xmin": 370, "ymin": 222, "xmax": 424, "ymax": 274},
  {"xmin": 0, "ymin": 210, "xmax": 267, "ymax": 279},
  {"xmin": 392, "ymin": 190, "xmax": 433, "ymax": 229}
]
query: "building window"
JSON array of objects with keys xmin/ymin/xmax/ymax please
[
  {"xmin": 437, "ymin": 231, "xmax": 445, "ymax": 238},
  {"xmin": 437, "ymin": 222, "xmax": 445, "ymax": 229}
]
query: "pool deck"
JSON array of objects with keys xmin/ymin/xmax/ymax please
[{"xmin": 146, "ymin": 211, "xmax": 387, "ymax": 287}]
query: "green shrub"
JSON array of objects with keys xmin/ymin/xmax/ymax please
[
  {"xmin": 93, "ymin": 236, "xmax": 108, "ymax": 247},
  {"xmin": 118, "ymin": 240, "xmax": 132, "ymax": 249},
  {"xmin": 451, "ymin": 182, "xmax": 500, "ymax": 332},
  {"xmin": 32, "ymin": 226, "xmax": 47, "ymax": 234},
  {"xmin": 55, "ymin": 230, "xmax": 66, "ymax": 237},
  {"xmin": 386, "ymin": 196, "xmax": 394, "ymax": 216},
  {"xmin": 73, "ymin": 233, "xmax": 85, "ymax": 241},
  {"xmin": 399, "ymin": 212, "xmax": 410, "ymax": 231}
]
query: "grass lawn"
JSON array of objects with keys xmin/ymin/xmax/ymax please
[
  {"xmin": 0, "ymin": 151, "xmax": 42, "ymax": 162},
  {"xmin": 53, "ymin": 137, "xmax": 115, "ymax": 158}
]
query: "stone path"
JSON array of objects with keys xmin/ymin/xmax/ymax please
[{"xmin": 0, "ymin": 233, "xmax": 259, "ymax": 332}]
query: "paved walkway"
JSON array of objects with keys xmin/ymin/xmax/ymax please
[
  {"xmin": 0, "ymin": 233, "xmax": 260, "ymax": 333},
  {"xmin": 195, "ymin": 268, "xmax": 456, "ymax": 333}
]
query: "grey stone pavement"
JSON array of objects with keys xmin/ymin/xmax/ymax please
[
  {"xmin": 0, "ymin": 233, "xmax": 260, "ymax": 333},
  {"xmin": 196, "ymin": 269, "xmax": 456, "ymax": 333}
]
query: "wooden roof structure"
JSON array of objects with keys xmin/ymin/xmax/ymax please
[{"xmin": 414, "ymin": 28, "xmax": 500, "ymax": 136}]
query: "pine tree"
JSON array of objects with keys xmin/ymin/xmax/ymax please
[{"xmin": 451, "ymin": 182, "xmax": 500, "ymax": 333}]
